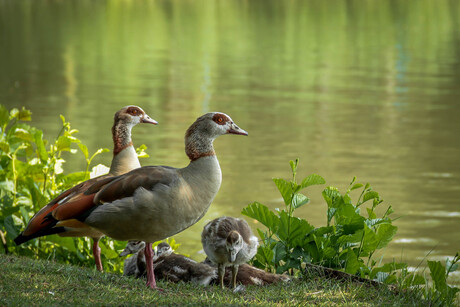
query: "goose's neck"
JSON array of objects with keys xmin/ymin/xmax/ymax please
[
  {"xmin": 185, "ymin": 130, "xmax": 216, "ymax": 162},
  {"xmin": 112, "ymin": 122, "xmax": 133, "ymax": 155},
  {"xmin": 109, "ymin": 122, "xmax": 140, "ymax": 175}
]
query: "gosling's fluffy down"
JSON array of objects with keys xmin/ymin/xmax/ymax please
[{"xmin": 122, "ymin": 242, "xmax": 216, "ymax": 286}]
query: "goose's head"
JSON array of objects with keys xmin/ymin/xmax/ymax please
[
  {"xmin": 115, "ymin": 105, "xmax": 158, "ymax": 127},
  {"xmin": 186, "ymin": 112, "xmax": 248, "ymax": 140},
  {"xmin": 153, "ymin": 242, "xmax": 174, "ymax": 262},
  {"xmin": 226, "ymin": 230, "xmax": 244, "ymax": 262},
  {"xmin": 120, "ymin": 240, "xmax": 145, "ymax": 257},
  {"xmin": 185, "ymin": 112, "xmax": 247, "ymax": 161}
]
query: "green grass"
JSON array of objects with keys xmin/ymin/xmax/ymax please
[{"xmin": 0, "ymin": 254, "xmax": 433, "ymax": 306}]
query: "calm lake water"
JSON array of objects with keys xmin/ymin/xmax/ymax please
[{"xmin": 1, "ymin": 0, "xmax": 459, "ymax": 280}]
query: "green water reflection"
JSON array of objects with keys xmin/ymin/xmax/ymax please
[{"xmin": 1, "ymin": 0, "xmax": 460, "ymax": 278}]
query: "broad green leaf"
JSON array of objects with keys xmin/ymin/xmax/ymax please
[
  {"xmin": 256, "ymin": 229, "xmax": 268, "ymax": 241},
  {"xmin": 292, "ymin": 193, "xmax": 309, "ymax": 209},
  {"xmin": 365, "ymin": 218, "xmax": 389, "ymax": 228},
  {"xmin": 78, "ymin": 143, "xmax": 89, "ymax": 159},
  {"xmin": 322, "ymin": 187, "xmax": 343, "ymax": 208},
  {"xmin": 31, "ymin": 129, "xmax": 47, "ymax": 162},
  {"xmin": 14, "ymin": 128, "xmax": 33, "ymax": 143},
  {"xmin": 242, "ymin": 202, "xmax": 279, "ymax": 230},
  {"xmin": 19, "ymin": 206, "xmax": 31, "ymax": 224},
  {"xmin": 327, "ymin": 207, "xmax": 337, "ymax": 223},
  {"xmin": 16, "ymin": 196, "xmax": 32, "ymax": 207},
  {"xmin": 375, "ymin": 223, "xmax": 398, "ymax": 249},
  {"xmin": 359, "ymin": 224, "xmax": 378, "ymax": 254},
  {"xmin": 362, "ymin": 191, "xmax": 379, "ymax": 203},
  {"xmin": 428, "ymin": 260, "xmax": 447, "ymax": 295},
  {"xmin": 335, "ymin": 203, "xmax": 365, "ymax": 230},
  {"xmin": 301, "ymin": 174, "xmax": 325, "ymax": 189},
  {"xmin": 100, "ymin": 241, "xmax": 119, "ymax": 259},
  {"xmin": 273, "ymin": 242, "xmax": 287, "ymax": 264},
  {"xmin": 337, "ymin": 230, "xmax": 364, "ymax": 245},
  {"xmin": 323, "ymin": 247, "xmax": 336, "ymax": 259},
  {"xmin": 56, "ymin": 135, "xmax": 72, "ymax": 151},
  {"xmin": 0, "ymin": 105, "xmax": 9, "ymax": 126},
  {"xmin": 272, "ymin": 178, "xmax": 293, "ymax": 205},
  {"xmin": 255, "ymin": 245, "xmax": 274, "ymax": 267},
  {"xmin": 4, "ymin": 214, "xmax": 23, "ymax": 239},
  {"xmin": 345, "ymin": 249, "xmax": 361, "ymax": 274},
  {"xmin": 350, "ymin": 183, "xmax": 363, "ymax": 191},
  {"xmin": 277, "ymin": 211, "xmax": 314, "ymax": 246},
  {"xmin": 313, "ymin": 226, "xmax": 334, "ymax": 237}
]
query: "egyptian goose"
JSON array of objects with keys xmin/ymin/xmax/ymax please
[
  {"xmin": 17, "ymin": 112, "xmax": 247, "ymax": 289},
  {"xmin": 122, "ymin": 242, "xmax": 217, "ymax": 286},
  {"xmin": 14, "ymin": 106, "xmax": 157, "ymax": 271},
  {"xmin": 201, "ymin": 216, "xmax": 259, "ymax": 289}
]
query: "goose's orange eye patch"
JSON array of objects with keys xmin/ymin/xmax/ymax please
[{"xmin": 212, "ymin": 114, "xmax": 228, "ymax": 125}]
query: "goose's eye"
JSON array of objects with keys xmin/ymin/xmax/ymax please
[{"xmin": 212, "ymin": 113, "xmax": 228, "ymax": 125}]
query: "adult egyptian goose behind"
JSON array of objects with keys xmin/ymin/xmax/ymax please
[
  {"xmin": 201, "ymin": 216, "xmax": 259, "ymax": 289},
  {"xmin": 14, "ymin": 106, "xmax": 157, "ymax": 271},
  {"xmin": 17, "ymin": 112, "xmax": 247, "ymax": 289}
]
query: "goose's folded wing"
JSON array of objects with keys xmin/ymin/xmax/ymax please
[
  {"xmin": 93, "ymin": 166, "xmax": 177, "ymax": 204},
  {"xmin": 18, "ymin": 174, "xmax": 114, "ymax": 239}
]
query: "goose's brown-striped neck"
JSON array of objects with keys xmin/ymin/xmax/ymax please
[
  {"xmin": 109, "ymin": 120, "xmax": 140, "ymax": 176},
  {"xmin": 185, "ymin": 121, "xmax": 216, "ymax": 162},
  {"xmin": 112, "ymin": 121, "xmax": 134, "ymax": 155}
]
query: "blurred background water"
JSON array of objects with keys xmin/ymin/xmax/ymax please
[{"xmin": 1, "ymin": 0, "xmax": 459, "ymax": 280}]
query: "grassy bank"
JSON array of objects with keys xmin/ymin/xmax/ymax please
[{"xmin": 0, "ymin": 254, "xmax": 432, "ymax": 306}]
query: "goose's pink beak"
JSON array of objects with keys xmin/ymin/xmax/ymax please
[
  {"xmin": 228, "ymin": 122, "xmax": 248, "ymax": 136},
  {"xmin": 142, "ymin": 114, "xmax": 158, "ymax": 125}
]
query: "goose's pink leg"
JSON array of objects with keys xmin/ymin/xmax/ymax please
[
  {"xmin": 144, "ymin": 242, "xmax": 157, "ymax": 289},
  {"xmin": 93, "ymin": 238, "xmax": 103, "ymax": 272}
]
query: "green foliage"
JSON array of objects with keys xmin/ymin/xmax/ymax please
[
  {"xmin": 425, "ymin": 253, "xmax": 460, "ymax": 306},
  {"xmin": 0, "ymin": 105, "xmax": 119, "ymax": 270},
  {"xmin": 0, "ymin": 105, "xmax": 184, "ymax": 274},
  {"xmin": 242, "ymin": 158, "xmax": 322, "ymax": 274},
  {"xmin": 242, "ymin": 159, "xmax": 459, "ymax": 305}
]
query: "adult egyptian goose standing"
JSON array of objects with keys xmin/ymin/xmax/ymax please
[
  {"xmin": 17, "ymin": 112, "xmax": 247, "ymax": 289},
  {"xmin": 14, "ymin": 106, "xmax": 157, "ymax": 271},
  {"xmin": 201, "ymin": 216, "xmax": 259, "ymax": 289}
]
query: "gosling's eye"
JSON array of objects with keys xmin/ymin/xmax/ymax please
[{"xmin": 217, "ymin": 117, "xmax": 223, "ymax": 123}]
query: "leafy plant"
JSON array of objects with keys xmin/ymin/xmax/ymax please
[
  {"xmin": 242, "ymin": 158, "xmax": 324, "ymax": 274},
  {"xmin": 0, "ymin": 105, "xmax": 120, "ymax": 271},
  {"xmin": 242, "ymin": 159, "xmax": 459, "ymax": 305},
  {"xmin": 425, "ymin": 253, "xmax": 460, "ymax": 306}
]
